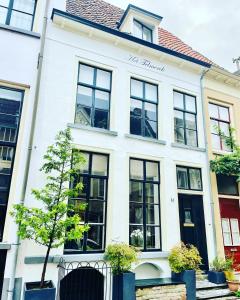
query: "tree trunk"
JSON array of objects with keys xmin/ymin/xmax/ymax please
[{"xmin": 40, "ymin": 243, "xmax": 52, "ymax": 289}]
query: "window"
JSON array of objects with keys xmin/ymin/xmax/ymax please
[
  {"xmin": 0, "ymin": 0, "xmax": 36, "ymax": 31},
  {"xmin": 130, "ymin": 78, "xmax": 158, "ymax": 138},
  {"xmin": 0, "ymin": 87, "xmax": 23, "ymax": 241},
  {"xmin": 222, "ymin": 218, "xmax": 240, "ymax": 246},
  {"xmin": 129, "ymin": 158, "xmax": 161, "ymax": 250},
  {"xmin": 209, "ymin": 103, "xmax": 231, "ymax": 151},
  {"xmin": 176, "ymin": 166, "xmax": 202, "ymax": 191},
  {"xmin": 133, "ymin": 19, "xmax": 153, "ymax": 42},
  {"xmin": 75, "ymin": 64, "xmax": 112, "ymax": 130},
  {"xmin": 174, "ymin": 91, "xmax": 198, "ymax": 147},
  {"xmin": 65, "ymin": 152, "xmax": 109, "ymax": 253},
  {"xmin": 217, "ymin": 175, "xmax": 239, "ymax": 196}
]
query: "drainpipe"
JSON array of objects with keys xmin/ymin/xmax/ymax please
[
  {"xmin": 200, "ymin": 68, "xmax": 217, "ymax": 258},
  {"xmin": 7, "ymin": 0, "xmax": 50, "ymax": 299}
]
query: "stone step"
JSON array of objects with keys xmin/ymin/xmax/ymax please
[
  {"xmin": 196, "ymin": 280, "xmax": 228, "ymax": 290},
  {"xmin": 196, "ymin": 288, "xmax": 234, "ymax": 299}
]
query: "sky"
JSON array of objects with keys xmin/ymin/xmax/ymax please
[{"xmin": 105, "ymin": 0, "xmax": 240, "ymax": 73}]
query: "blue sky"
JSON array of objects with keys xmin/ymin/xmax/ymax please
[{"xmin": 106, "ymin": 0, "xmax": 240, "ymax": 73}]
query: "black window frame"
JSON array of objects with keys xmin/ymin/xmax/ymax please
[
  {"xmin": 209, "ymin": 103, "xmax": 231, "ymax": 151},
  {"xmin": 129, "ymin": 158, "xmax": 161, "ymax": 252},
  {"xmin": 65, "ymin": 151, "xmax": 109, "ymax": 254},
  {"xmin": 0, "ymin": 0, "xmax": 37, "ymax": 31},
  {"xmin": 133, "ymin": 19, "xmax": 153, "ymax": 43},
  {"xmin": 217, "ymin": 174, "xmax": 239, "ymax": 196},
  {"xmin": 75, "ymin": 63, "xmax": 112, "ymax": 130},
  {"xmin": 0, "ymin": 86, "xmax": 24, "ymax": 242},
  {"xmin": 174, "ymin": 90, "xmax": 198, "ymax": 147},
  {"xmin": 176, "ymin": 166, "xmax": 203, "ymax": 191},
  {"xmin": 130, "ymin": 78, "xmax": 158, "ymax": 139}
]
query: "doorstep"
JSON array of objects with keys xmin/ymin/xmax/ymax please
[{"xmin": 135, "ymin": 277, "xmax": 184, "ymax": 288}]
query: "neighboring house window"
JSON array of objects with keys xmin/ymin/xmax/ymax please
[
  {"xmin": 217, "ymin": 175, "xmax": 239, "ymax": 196},
  {"xmin": 0, "ymin": 87, "xmax": 23, "ymax": 241},
  {"xmin": 129, "ymin": 158, "xmax": 161, "ymax": 250},
  {"xmin": 133, "ymin": 19, "xmax": 153, "ymax": 42},
  {"xmin": 65, "ymin": 152, "xmax": 109, "ymax": 253},
  {"xmin": 0, "ymin": 0, "xmax": 36, "ymax": 31},
  {"xmin": 75, "ymin": 64, "xmax": 112, "ymax": 130},
  {"xmin": 209, "ymin": 103, "xmax": 231, "ymax": 151},
  {"xmin": 176, "ymin": 166, "xmax": 202, "ymax": 191},
  {"xmin": 222, "ymin": 218, "xmax": 240, "ymax": 246},
  {"xmin": 130, "ymin": 78, "xmax": 158, "ymax": 138},
  {"xmin": 174, "ymin": 91, "xmax": 198, "ymax": 147}
]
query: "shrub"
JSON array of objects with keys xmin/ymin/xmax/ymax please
[
  {"xmin": 168, "ymin": 243, "xmax": 202, "ymax": 273},
  {"xmin": 104, "ymin": 243, "xmax": 139, "ymax": 275},
  {"xmin": 210, "ymin": 257, "xmax": 230, "ymax": 272}
]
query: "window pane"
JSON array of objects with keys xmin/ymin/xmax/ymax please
[
  {"xmin": 10, "ymin": 11, "xmax": 33, "ymax": 30},
  {"xmin": 145, "ymin": 120, "xmax": 157, "ymax": 138},
  {"xmin": 175, "ymin": 127, "xmax": 184, "ymax": 144},
  {"xmin": 130, "ymin": 116, "xmax": 142, "ymax": 136},
  {"xmin": 146, "ymin": 162, "xmax": 159, "ymax": 181},
  {"xmin": 77, "ymin": 86, "xmax": 93, "ymax": 107},
  {"xmin": 177, "ymin": 167, "xmax": 188, "ymax": 189},
  {"xmin": 131, "ymin": 79, "xmax": 143, "ymax": 98},
  {"xmin": 211, "ymin": 134, "xmax": 221, "ymax": 150},
  {"xmin": 185, "ymin": 113, "xmax": 196, "ymax": 130},
  {"xmin": 0, "ymin": 0, "xmax": 9, "ymax": 6},
  {"xmin": 0, "ymin": 6, "xmax": 7, "ymax": 24},
  {"xmin": 145, "ymin": 183, "xmax": 159, "ymax": 204},
  {"xmin": 185, "ymin": 95, "xmax": 196, "ymax": 113},
  {"xmin": 75, "ymin": 106, "xmax": 91, "ymax": 126},
  {"xmin": 88, "ymin": 201, "xmax": 105, "ymax": 223},
  {"xmin": 131, "ymin": 99, "xmax": 142, "ymax": 117},
  {"xmin": 90, "ymin": 178, "xmax": 106, "ymax": 200},
  {"xmin": 130, "ymin": 225, "xmax": 144, "ymax": 248},
  {"xmin": 174, "ymin": 92, "xmax": 184, "ymax": 109},
  {"xmin": 221, "ymin": 219, "xmax": 232, "ymax": 246},
  {"xmin": 189, "ymin": 168, "xmax": 202, "ymax": 190},
  {"xmin": 146, "ymin": 226, "xmax": 160, "ymax": 249},
  {"xmin": 0, "ymin": 127, "xmax": 17, "ymax": 143},
  {"xmin": 95, "ymin": 90, "xmax": 109, "ymax": 110},
  {"xmin": 130, "ymin": 181, "xmax": 143, "ymax": 203},
  {"xmin": 143, "ymin": 26, "xmax": 152, "ymax": 42},
  {"xmin": 146, "ymin": 205, "xmax": 160, "ymax": 225},
  {"xmin": 79, "ymin": 64, "xmax": 94, "ymax": 85},
  {"xmin": 219, "ymin": 122, "xmax": 230, "ymax": 136},
  {"xmin": 13, "ymin": 0, "xmax": 35, "ymax": 14},
  {"xmin": 211, "ymin": 120, "xmax": 219, "ymax": 134},
  {"xmin": 186, "ymin": 129, "xmax": 197, "ymax": 147},
  {"xmin": 174, "ymin": 110, "xmax": 184, "ymax": 128},
  {"xmin": 130, "ymin": 159, "xmax": 143, "ymax": 180},
  {"xmin": 94, "ymin": 109, "xmax": 108, "ymax": 129},
  {"xmin": 86, "ymin": 225, "xmax": 104, "ymax": 250},
  {"xmin": 217, "ymin": 175, "xmax": 239, "ymax": 196},
  {"xmin": 230, "ymin": 219, "xmax": 240, "ymax": 245},
  {"xmin": 96, "ymin": 69, "xmax": 111, "ymax": 90},
  {"xmin": 0, "ymin": 88, "xmax": 22, "ymax": 102},
  {"xmin": 130, "ymin": 202, "xmax": 143, "ymax": 224},
  {"xmin": 92, "ymin": 154, "xmax": 108, "ymax": 176},
  {"xmin": 133, "ymin": 20, "xmax": 142, "ymax": 39},
  {"xmin": 219, "ymin": 106, "xmax": 229, "ymax": 122},
  {"xmin": 145, "ymin": 83, "xmax": 157, "ymax": 102},
  {"xmin": 145, "ymin": 103, "xmax": 157, "ymax": 121},
  {"xmin": 209, "ymin": 103, "xmax": 218, "ymax": 119}
]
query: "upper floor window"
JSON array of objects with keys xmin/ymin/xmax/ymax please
[
  {"xmin": 75, "ymin": 64, "xmax": 112, "ymax": 130},
  {"xmin": 209, "ymin": 103, "xmax": 231, "ymax": 151},
  {"xmin": 0, "ymin": 0, "xmax": 36, "ymax": 31},
  {"xmin": 130, "ymin": 78, "xmax": 158, "ymax": 138},
  {"xmin": 174, "ymin": 91, "xmax": 198, "ymax": 147},
  {"xmin": 133, "ymin": 19, "xmax": 153, "ymax": 42},
  {"xmin": 177, "ymin": 166, "xmax": 202, "ymax": 191}
]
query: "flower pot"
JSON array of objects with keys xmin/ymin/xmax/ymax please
[
  {"xmin": 112, "ymin": 272, "xmax": 136, "ymax": 300},
  {"xmin": 172, "ymin": 270, "xmax": 196, "ymax": 300},
  {"xmin": 208, "ymin": 271, "xmax": 226, "ymax": 284},
  {"xmin": 24, "ymin": 281, "xmax": 56, "ymax": 300},
  {"xmin": 227, "ymin": 280, "xmax": 240, "ymax": 292}
]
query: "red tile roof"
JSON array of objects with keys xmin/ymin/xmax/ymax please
[{"xmin": 66, "ymin": 0, "xmax": 212, "ymax": 65}]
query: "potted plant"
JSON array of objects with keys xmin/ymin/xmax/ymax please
[
  {"xmin": 104, "ymin": 243, "xmax": 139, "ymax": 300},
  {"xmin": 208, "ymin": 257, "xmax": 226, "ymax": 284},
  {"xmin": 223, "ymin": 256, "xmax": 240, "ymax": 292},
  {"xmin": 168, "ymin": 243, "xmax": 202, "ymax": 300},
  {"xmin": 11, "ymin": 129, "xmax": 89, "ymax": 300}
]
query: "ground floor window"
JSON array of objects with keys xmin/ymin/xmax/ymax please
[
  {"xmin": 65, "ymin": 152, "xmax": 109, "ymax": 253},
  {"xmin": 129, "ymin": 158, "xmax": 161, "ymax": 251}
]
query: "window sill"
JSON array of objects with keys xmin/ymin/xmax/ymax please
[
  {"xmin": 125, "ymin": 134, "xmax": 166, "ymax": 145},
  {"xmin": 0, "ymin": 24, "xmax": 40, "ymax": 38},
  {"xmin": 68, "ymin": 123, "xmax": 118, "ymax": 136},
  {"xmin": 139, "ymin": 251, "xmax": 169, "ymax": 259},
  {"xmin": 0, "ymin": 242, "xmax": 11, "ymax": 250},
  {"xmin": 213, "ymin": 150, "xmax": 233, "ymax": 156},
  {"xmin": 171, "ymin": 143, "xmax": 205, "ymax": 152}
]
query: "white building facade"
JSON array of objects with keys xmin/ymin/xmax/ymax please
[{"xmin": 1, "ymin": 0, "xmax": 217, "ymax": 299}]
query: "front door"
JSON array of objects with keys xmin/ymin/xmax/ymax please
[
  {"xmin": 178, "ymin": 194, "xmax": 209, "ymax": 270},
  {"xmin": 220, "ymin": 198, "xmax": 240, "ymax": 269}
]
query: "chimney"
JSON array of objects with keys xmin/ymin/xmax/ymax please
[{"xmin": 233, "ymin": 57, "xmax": 240, "ymax": 71}]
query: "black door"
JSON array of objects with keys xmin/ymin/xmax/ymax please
[
  {"xmin": 178, "ymin": 194, "xmax": 209, "ymax": 270},
  {"xmin": 60, "ymin": 267, "xmax": 104, "ymax": 300},
  {"xmin": 0, "ymin": 250, "xmax": 7, "ymax": 298}
]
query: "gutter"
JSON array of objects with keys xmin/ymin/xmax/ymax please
[
  {"xmin": 200, "ymin": 69, "xmax": 217, "ymax": 258},
  {"xmin": 7, "ymin": 1, "xmax": 50, "ymax": 299}
]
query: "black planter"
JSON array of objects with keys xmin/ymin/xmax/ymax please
[
  {"xmin": 24, "ymin": 281, "xmax": 56, "ymax": 300},
  {"xmin": 208, "ymin": 271, "xmax": 226, "ymax": 284},
  {"xmin": 112, "ymin": 272, "xmax": 136, "ymax": 300},
  {"xmin": 172, "ymin": 270, "xmax": 196, "ymax": 300}
]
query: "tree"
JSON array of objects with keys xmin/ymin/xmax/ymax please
[
  {"xmin": 210, "ymin": 128, "xmax": 240, "ymax": 181},
  {"xmin": 11, "ymin": 129, "xmax": 89, "ymax": 288}
]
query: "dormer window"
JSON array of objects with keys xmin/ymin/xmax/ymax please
[
  {"xmin": 133, "ymin": 19, "xmax": 153, "ymax": 42},
  {"xmin": 0, "ymin": 0, "xmax": 36, "ymax": 31}
]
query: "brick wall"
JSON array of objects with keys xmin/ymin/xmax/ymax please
[{"xmin": 136, "ymin": 284, "xmax": 186, "ymax": 300}]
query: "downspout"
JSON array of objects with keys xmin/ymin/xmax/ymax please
[
  {"xmin": 200, "ymin": 68, "xmax": 217, "ymax": 258},
  {"xmin": 7, "ymin": 0, "xmax": 51, "ymax": 299}
]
